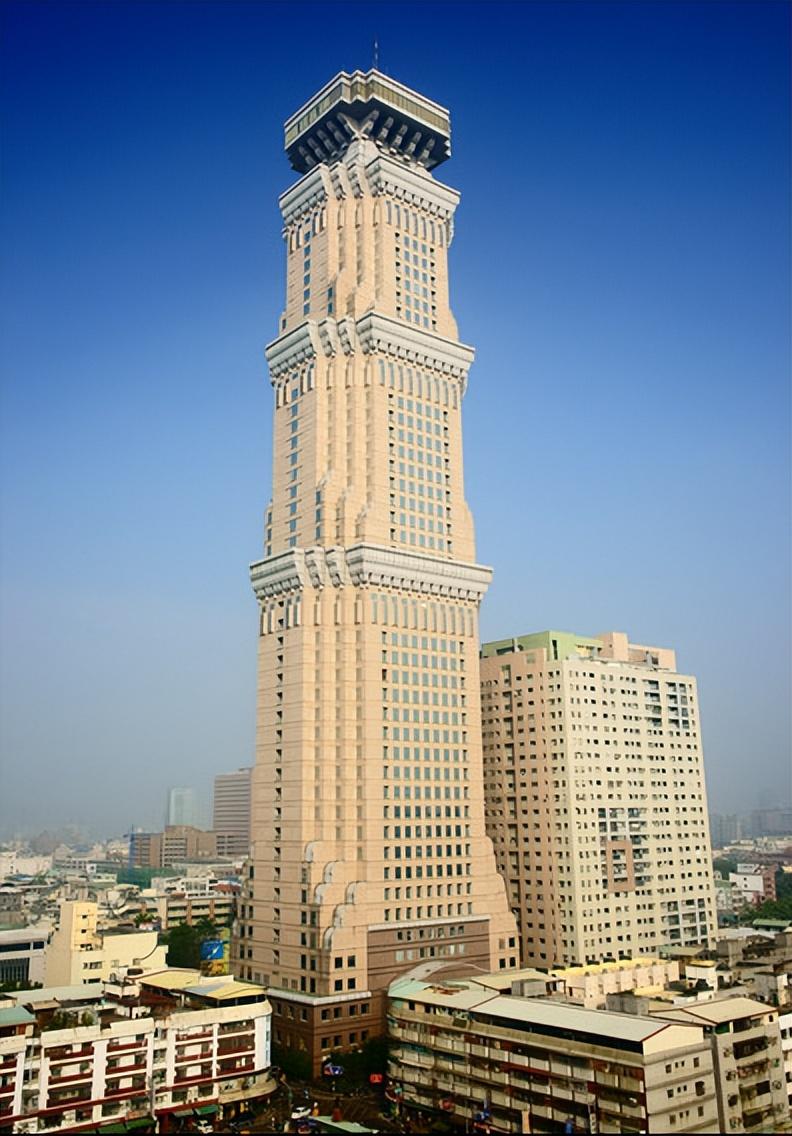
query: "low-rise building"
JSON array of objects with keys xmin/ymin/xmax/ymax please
[
  {"xmin": 0, "ymin": 927, "xmax": 49, "ymax": 987},
  {"xmin": 780, "ymin": 1010, "xmax": 792, "ymax": 1111},
  {"xmin": 0, "ymin": 970, "xmax": 272, "ymax": 1133},
  {"xmin": 547, "ymin": 958, "xmax": 681, "ymax": 1010},
  {"xmin": 653, "ymin": 997, "xmax": 791, "ymax": 1133},
  {"xmin": 387, "ymin": 978, "xmax": 720, "ymax": 1133},
  {"xmin": 44, "ymin": 901, "xmax": 166, "ymax": 987},
  {"xmin": 147, "ymin": 886, "xmax": 237, "ymax": 931}
]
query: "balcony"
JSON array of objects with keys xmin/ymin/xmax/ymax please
[
  {"xmin": 106, "ymin": 1062, "xmax": 148, "ymax": 1077},
  {"xmin": 217, "ymin": 1040, "xmax": 255, "ymax": 1058},
  {"xmin": 48, "ymin": 1068, "xmax": 93, "ymax": 1085},
  {"xmin": 174, "ymin": 1045, "xmax": 213, "ymax": 1063},
  {"xmin": 107, "ymin": 1039, "xmax": 147, "ymax": 1053},
  {"xmin": 738, "ymin": 1060, "xmax": 771, "ymax": 1082}
]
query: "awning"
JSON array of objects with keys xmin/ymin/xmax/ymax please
[
  {"xmin": 98, "ymin": 1126, "xmax": 128, "ymax": 1134},
  {"xmin": 126, "ymin": 1120, "xmax": 156, "ymax": 1131},
  {"xmin": 195, "ymin": 1105, "xmax": 219, "ymax": 1116}
]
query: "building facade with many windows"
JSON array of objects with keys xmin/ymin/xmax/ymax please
[
  {"xmin": 480, "ymin": 630, "xmax": 717, "ymax": 968},
  {"xmin": 233, "ymin": 69, "xmax": 518, "ymax": 1072}
]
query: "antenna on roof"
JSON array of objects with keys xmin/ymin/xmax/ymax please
[{"xmin": 373, "ymin": 38, "xmax": 379, "ymax": 72}]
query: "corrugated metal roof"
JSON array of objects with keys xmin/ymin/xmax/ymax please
[
  {"xmin": 654, "ymin": 997, "xmax": 772, "ymax": 1025},
  {"xmin": 390, "ymin": 979, "xmax": 698, "ymax": 1044},
  {"xmin": 0, "ymin": 1006, "xmax": 34, "ymax": 1026}
]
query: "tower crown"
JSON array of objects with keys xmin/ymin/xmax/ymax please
[{"xmin": 284, "ymin": 68, "xmax": 451, "ymax": 173}]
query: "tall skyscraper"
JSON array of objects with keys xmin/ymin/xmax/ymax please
[
  {"xmin": 234, "ymin": 70, "xmax": 518, "ymax": 1070},
  {"xmin": 213, "ymin": 767, "xmax": 253, "ymax": 858},
  {"xmin": 166, "ymin": 786, "xmax": 198, "ymax": 828},
  {"xmin": 480, "ymin": 630, "xmax": 717, "ymax": 969}
]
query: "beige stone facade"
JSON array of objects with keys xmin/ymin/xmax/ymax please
[
  {"xmin": 480, "ymin": 630, "xmax": 717, "ymax": 968},
  {"xmin": 233, "ymin": 70, "xmax": 518, "ymax": 1072},
  {"xmin": 44, "ymin": 901, "xmax": 166, "ymax": 986}
]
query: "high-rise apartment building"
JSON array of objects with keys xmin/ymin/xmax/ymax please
[
  {"xmin": 234, "ymin": 69, "xmax": 518, "ymax": 1071},
  {"xmin": 480, "ymin": 630, "xmax": 717, "ymax": 968},
  {"xmin": 213, "ymin": 767, "xmax": 253, "ymax": 858}
]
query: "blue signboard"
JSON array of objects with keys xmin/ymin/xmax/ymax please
[{"xmin": 200, "ymin": 939, "xmax": 224, "ymax": 961}]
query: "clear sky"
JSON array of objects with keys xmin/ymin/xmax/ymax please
[{"xmin": 1, "ymin": 1, "xmax": 789, "ymax": 838}]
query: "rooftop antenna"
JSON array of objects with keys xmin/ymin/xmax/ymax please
[{"xmin": 373, "ymin": 38, "xmax": 379, "ymax": 72}]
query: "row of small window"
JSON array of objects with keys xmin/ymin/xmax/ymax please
[
  {"xmin": 395, "ymin": 943, "xmax": 466, "ymax": 962},
  {"xmin": 319, "ymin": 1030, "xmax": 368, "ymax": 1049},
  {"xmin": 385, "ymin": 847, "xmax": 471, "ymax": 863},
  {"xmin": 384, "ymin": 786, "xmax": 470, "ymax": 801},
  {"xmin": 385, "ymin": 803, "xmax": 469, "ymax": 819},
  {"xmin": 385, "ymin": 825, "xmax": 469, "ymax": 838},
  {"xmin": 386, "ymin": 747, "xmax": 464, "ymax": 763},
  {"xmin": 384, "ymin": 764, "xmax": 467, "ymax": 781},
  {"xmin": 384, "ymin": 901, "xmax": 472, "ymax": 919}
]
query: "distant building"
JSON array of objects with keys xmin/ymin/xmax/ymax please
[
  {"xmin": 730, "ymin": 864, "xmax": 777, "ymax": 907},
  {"xmin": 0, "ymin": 926, "xmax": 49, "ymax": 986},
  {"xmin": 0, "ymin": 853, "xmax": 52, "ymax": 880},
  {"xmin": 710, "ymin": 813, "xmax": 742, "ymax": 848},
  {"xmin": 212, "ymin": 768, "xmax": 252, "ymax": 859},
  {"xmin": 0, "ymin": 970, "xmax": 272, "ymax": 1131},
  {"xmin": 129, "ymin": 826, "xmax": 217, "ymax": 870},
  {"xmin": 143, "ymin": 876, "xmax": 239, "ymax": 930},
  {"xmin": 745, "ymin": 809, "xmax": 792, "ymax": 839},
  {"xmin": 480, "ymin": 629, "xmax": 717, "ymax": 968},
  {"xmin": 166, "ymin": 786, "xmax": 199, "ymax": 828},
  {"xmin": 44, "ymin": 900, "xmax": 166, "ymax": 986}
]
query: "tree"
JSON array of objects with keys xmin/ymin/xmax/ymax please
[
  {"xmin": 165, "ymin": 918, "xmax": 219, "ymax": 968},
  {"xmin": 713, "ymin": 856, "xmax": 738, "ymax": 878}
]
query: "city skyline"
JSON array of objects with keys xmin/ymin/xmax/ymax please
[{"xmin": 1, "ymin": 1, "xmax": 789, "ymax": 837}]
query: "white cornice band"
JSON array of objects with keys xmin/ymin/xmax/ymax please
[
  {"xmin": 250, "ymin": 544, "xmax": 492, "ymax": 603},
  {"xmin": 356, "ymin": 312, "xmax": 474, "ymax": 380},
  {"xmin": 265, "ymin": 314, "xmax": 474, "ymax": 384},
  {"xmin": 364, "ymin": 153, "xmax": 459, "ymax": 218},
  {"xmin": 278, "ymin": 140, "xmax": 459, "ymax": 226},
  {"xmin": 279, "ymin": 166, "xmax": 332, "ymax": 227}
]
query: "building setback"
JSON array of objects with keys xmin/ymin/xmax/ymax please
[
  {"xmin": 213, "ymin": 769, "xmax": 253, "ymax": 859},
  {"xmin": 387, "ymin": 978, "xmax": 720, "ymax": 1134},
  {"xmin": 233, "ymin": 69, "xmax": 518, "ymax": 1072},
  {"xmin": 480, "ymin": 630, "xmax": 717, "ymax": 968}
]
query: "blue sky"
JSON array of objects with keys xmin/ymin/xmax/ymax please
[{"xmin": 1, "ymin": 1, "xmax": 789, "ymax": 836}]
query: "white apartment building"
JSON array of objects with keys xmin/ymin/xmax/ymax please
[
  {"xmin": 44, "ymin": 901, "xmax": 166, "ymax": 987},
  {"xmin": 481, "ymin": 630, "xmax": 717, "ymax": 968},
  {"xmin": 0, "ymin": 971, "xmax": 272, "ymax": 1133},
  {"xmin": 387, "ymin": 977, "xmax": 720, "ymax": 1134}
]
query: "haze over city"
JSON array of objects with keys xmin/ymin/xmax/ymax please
[{"xmin": 1, "ymin": 0, "xmax": 789, "ymax": 838}]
